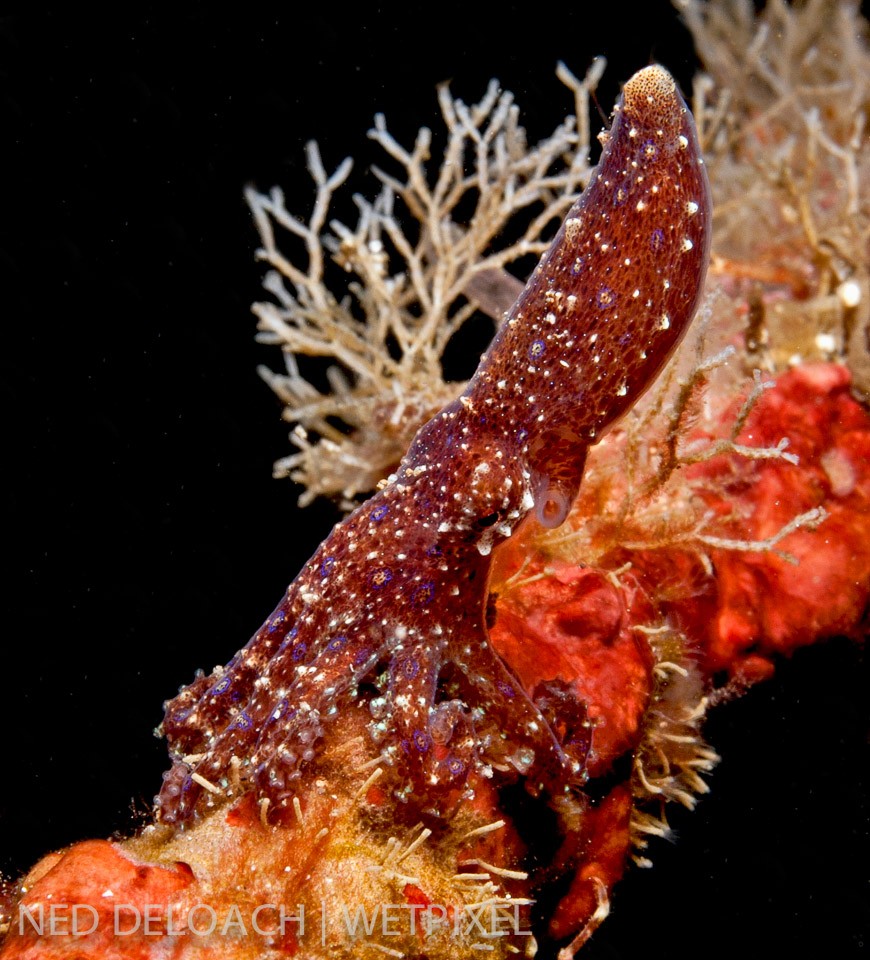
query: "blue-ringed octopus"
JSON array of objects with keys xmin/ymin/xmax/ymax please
[{"xmin": 156, "ymin": 65, "xmax": 711, "ymax": 825}]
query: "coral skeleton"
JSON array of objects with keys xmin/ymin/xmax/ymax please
[{"xmin": 248, "ymin": 60, "xmax": 605, "ymax": 507}]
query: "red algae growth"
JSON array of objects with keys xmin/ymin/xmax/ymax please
[{"xmin": 3, "ymin": 3, "xmax": 869, "ymax": 957}]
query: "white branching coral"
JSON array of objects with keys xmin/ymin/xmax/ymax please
[
  {"xmin": 249, "ymin": 1, "xmax": 870, "ymax": 511},
  {"xmin": 678, "ymin": 0, "xmax": 870, "ymax": 388},
  {"xmin": 247, "ymin": 60, "xmax": 605, "ymax": 507}
]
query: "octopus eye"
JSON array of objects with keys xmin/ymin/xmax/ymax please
[
  {"xmin": 537, "ymin": 491, "xmax": 570, "ymax": 528},
  {"xmin": 534, "ymin": 480, "xmax": 574, "ymax": 529},
  {"xmin": 477, "ymin": 511, "xmax": 500, "ymax": 528}
]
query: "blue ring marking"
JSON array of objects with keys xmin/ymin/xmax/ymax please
[{"xmin": 327, "ymin": 635, "xmax": 348, "ymax": 653}]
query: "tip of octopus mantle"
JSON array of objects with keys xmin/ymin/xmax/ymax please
[{"xmin": 621, "ymin": 64, "xmax": 683, "ymax": 132}]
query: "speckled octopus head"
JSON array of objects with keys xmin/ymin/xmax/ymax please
[
  {"xmin": 621, "ymin": 64, "xmax": 685, "ymax": 139},
  {"xmin": 468, "ymin": 64, "xmax": 711, "ymax": 530},
  {"xmin": 398, "ymin": 399, "xmax": 533, "ymax": 558}
]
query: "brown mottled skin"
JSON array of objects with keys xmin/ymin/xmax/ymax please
[{"xmin": 157, "ymin": 66, "xmax": 711, "ymax": 824}]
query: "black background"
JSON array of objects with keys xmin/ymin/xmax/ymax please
[{"xmin": 2, "ymin": 3, "xmax": 867, "ymax": 957}]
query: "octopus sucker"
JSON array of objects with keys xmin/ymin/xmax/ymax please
[{"xmin": 156, "ymin": 65, "xmax": 710, "ymax": 825}]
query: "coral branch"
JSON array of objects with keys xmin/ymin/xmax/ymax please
[{"xmin": 246, "ymin": 62, "xmax": 607, "ymax": 507}]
